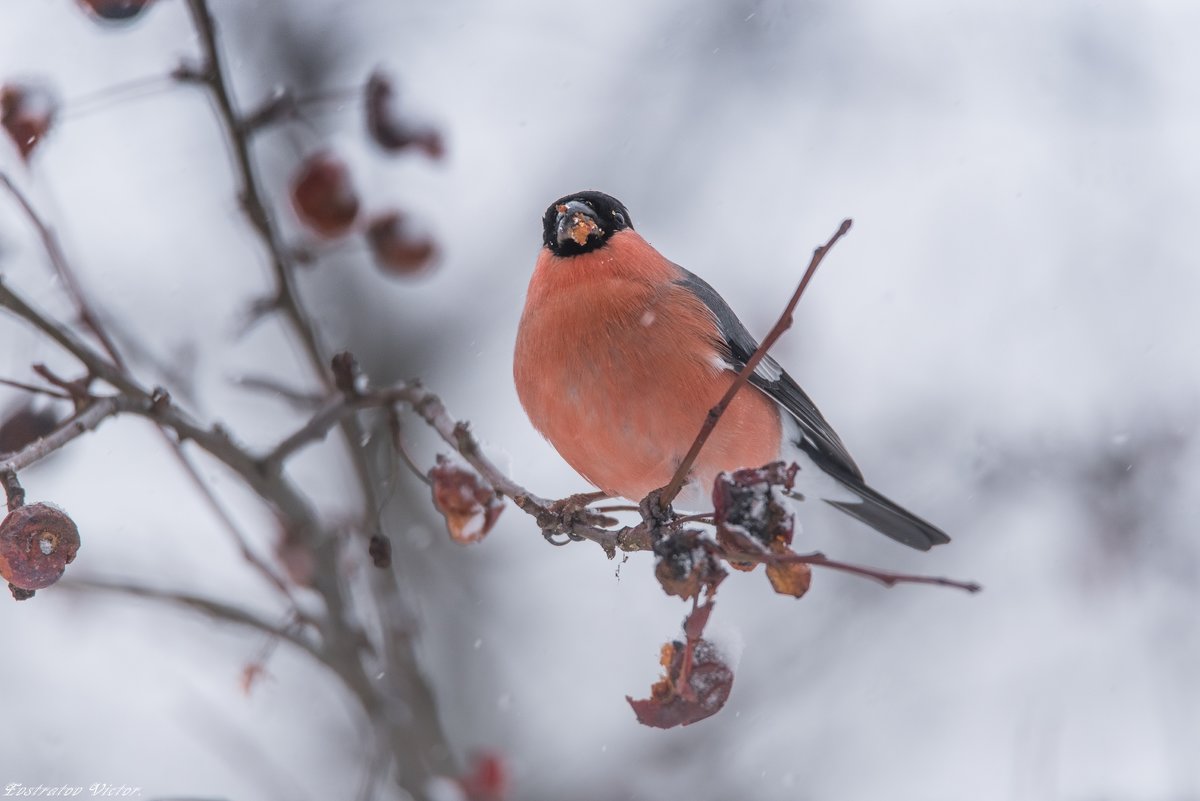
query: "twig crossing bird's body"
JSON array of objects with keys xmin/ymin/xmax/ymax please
[{"xmin": 513, "ymin": 191, "xmax": 950, "ymax": 551}]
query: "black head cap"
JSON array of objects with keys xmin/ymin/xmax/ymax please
[{"xmin": 541, "ymin": 191, "xmax": 634, "ymax": 257}]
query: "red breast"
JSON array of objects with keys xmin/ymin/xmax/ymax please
[{"xmin": 514, "ymin": 228, "xmax": 782, "ymax": 501}]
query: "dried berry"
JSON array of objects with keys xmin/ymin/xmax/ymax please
[
  {"xmin": 0, "ymin": 403, "xmax": 61, "ymax": 454},
  {"xmin": 289, "ymin": 151, "xmax": 360, "ymax": 238},
  {"xmin": 653, "ymin": 528, "xmax": 726, "ymax": 601},
  {"xmin": 713, "ymin": 462, "xmax": 813, "ymax": 597},
  {"xmin": 627, "ymin": 636, "xmax": 733, "ymax": 729},
  {"xmin": 458, "ymin": 751, "xmax": 508, "ymax": 801},
  {"xmin": 368, "ymin": 534, "xmax": 392, "ymax": 569},
  {"xmin": 1, "ymin": 82, "xmax": 58, "ymax": 161},
  {"xmin": 765, "ymin": 555, "xmax": 812, "ymax": 598},
  {"xmin": 330, "ymin": 351, "xmax": 363, "ymax": 396},
  {"xmin": 712, "ymin": 461, "xmax": 798, "ymax": 564},
  {"xmin": 75, "ymin": 0, "xmax": 154, "ymax": 22},
  {"xmin": 366, "ymin": 211, "xmax": 438, "ymax": 277},
  {"xmin": 429, "ymin": 456, "xmax": 503, "ymax": 544},
  {"xmin": 365, "ymin": 71, "xmax": 444, "ymax": 159},
  {"xmin": 274, "ymin": 523, "xmax": 314, "ymax": 587},
  {"xmin": 0, "ymin": 502, "xmax": 80, "ymax": 594}
]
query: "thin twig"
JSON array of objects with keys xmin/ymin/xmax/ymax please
[
  {"xmin": 593, "ymin": 504, "xmax": 641, "ymax": 513},
  {"xmin": 2, "ymin": 470, "xmax": 25, "ymax": 511},
  {"xmin": 61, "ymin": 578, "xmax": 321, "ymax": 654},
  {"xmin": 178, "ymin": 1, "xmax": 335, "ymax": 403},
  {"xmin": 0, "ymin": 376, "xmax": 71, "ymax": 400},
  {"xmin": 61, "ymin": 73, "xmax": 177, "ymax": 120},
  {"xmin": 386, "ymin": 406, "xmax": 432, "ymax": 487},
  {"xmin": 765, "ymin": 550, "xmax": 981, "ymax": 593},
  {"xmin": 171, "ymin": 444, "xmax": 306, "ymax": 612},
  {"xmin": 672, "ymin": 513, "xmax": 715, "ymax": 526},
  {"xmin": 259, "ymin": 394, "xmax": 356, "ymax": 470},
  {"xmin": 0, "ymin": 174, "xmax": 127, "ymax": 369},
  {"xmin": 2, "ymin": 172, "xmax": 304, "ymax": 613},
  {"xmin": 658, "ymin": 219, "xmax": 853, "ymax": 506},
  {"xmin": 180, "ymin": 3, "xmax": 457, "ymax": 785},
  {"xmin": 0, "ymin": 278, "xmax": 324, "ymax": 538},
  {"xmin": 180, "ymin": 0, "xmax": 399, "ymax": 658},
  {"xmin": 233, "ymin": 374, "xmax": 323, "ymax": 408},
  {"xmin": 0, "ymin": 396, "xmax": 123, "ymax": 474}
]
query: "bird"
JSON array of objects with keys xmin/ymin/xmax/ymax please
[{"xmin": 513, "ymin": 190, "xmax": 949, "ymax": 551}]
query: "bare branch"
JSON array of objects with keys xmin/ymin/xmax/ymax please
[
  {"xmin": 2, "ymin": 469, "xmax": 24, "ymax": 511},
  {"xmin": 259, "ymin": 394, "xmax": 357, "ymax": 470},
  {"xmin": 0, "ymin": 173, "xmax": 127, "ymax": 368},
  {"xmin": 62, "ymin": 577, "xmax": 321, "ymax": 655},
  {"xmin": 232, "ymin": 374, "xmax": 323, "ymax": 408},
  {"xmin": 0, "ymin": 174, "xmax": 306, "ymax": 615},
  {"xmin": 0, "ymin": 376, "xmax": 71, "ymax": 400},
  {"xmin": 0, "ymin": 279, "xmax": 136, "ymax": 395},
  {"xmin": 170, "ymin": 445, "xmax": 307, "ymax": 613},
  {"xmin": 179, "ymin": 0, "xmax": 333, "ymax": 394},
  {"xmin": 0, "ymin": 396, "xmax": 123, "ymax": 474},
  {"xmin": 179, "ymin": 2, "xmax": 458, "ymax": 784},
  {"xmin": 758, "ymin": 550, "xmax": 981, "ymax": 593},
  {"xmin": 658, "ymin": 219, "xmax": 853, "ymax": 507},
  {"xmin": 386, "ymin": 407, "xmax": 432, "ymax": 487}
]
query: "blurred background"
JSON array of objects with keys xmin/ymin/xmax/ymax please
[{"xmin": 1, "ymin": 1, "xmax": 1198, "ymax": 799}]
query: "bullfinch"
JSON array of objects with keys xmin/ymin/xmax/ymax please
[{"xmin": 513, "ymin": 191, "xmax": 949, "ymax": 551}]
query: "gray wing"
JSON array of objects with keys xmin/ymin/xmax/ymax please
[
  {"xmin": 675, "ymin": 268, "xmax": 951, "ymax": 550},
  {"xmin": 675, "ymin": 268, "xmax": 864, "ymax": 482}
]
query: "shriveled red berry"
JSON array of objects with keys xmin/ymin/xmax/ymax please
[
  {"xmin": 0, "ymin": 403, "xmax": 61, "ymax": 455},
  {"xmin": 429, "ymin": 456, "xmax": 503, "ymax": 544},
  {"xmin": 1, "ymin": 82, "xmax": 58, "ymax": 161},
  {"xmin": 365, "ymin": 71, "xmax": 444, "ymax": 159},
  {"xmin": 75, "ymin": 0, "xmax": 154, "ymax": 22},
  {"xmin": 366, "ymin": 211, "xmax": 438, "ymax": 277},
  {"xmin": 0, "ymin": 503, "xmax": 80, "ymax": 593},
  {"xmin": 289, "ymin": 152, "xmax": 360, "ymax": 238}
]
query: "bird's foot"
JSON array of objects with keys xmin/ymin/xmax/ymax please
[
  {"xmin": 545, "ymin": 490, "xmax": 617, "ymax": 537},
  {"xmin": 639, "ymin": 489, "xmax": 676, "ymax": 535}
]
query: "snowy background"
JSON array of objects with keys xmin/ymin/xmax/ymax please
[{"xmin": 1, "ymin": 1, "xmax": 1198, "ymax": 799}]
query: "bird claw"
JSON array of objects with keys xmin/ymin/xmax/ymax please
[
  {"xmin": 541, "ymin": 491, "xmax": 617, "ymax": 544},
  {"xmin": 639, "ymin": 489, "xmax": 675, "ymax": 531}
]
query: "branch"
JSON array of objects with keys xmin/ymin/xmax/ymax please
[
  {"xmin": 232, "ymin": 374, "xmax": 323, "ymax": 409},
  {"xmin": 180, "ymin": 3, "xmax": 458, "ymax": 785},
  {"xmin": 0, "ymin": 174, "xmax": 127, "ymax": 368},
  {"xmin": 179, "ymin": 0, "xmax": 333, "ymax": 394},
  {"xmin": 0, "ymin": 396, "xmax": 123, "ymax": 473},
  {"xmin": 0, "ymin": 376, "xmax": 71, "ymax": 399},
  {"xmin": 0, "ymin": 277, "xmax": 326, "ymax": 540},
  {"xmin": 392, "ymin": 383, "xmax": 645, "ymax": 554},
  {"xmin": 61, "ymin": 577, "xmax": 320, "ymax": 655},
  {"xmin": 0, "ymin": 173, "xmax": 305, "ymax": 611},
  {"xmin": 257, "ymin": 375, "xmax": 647, "ymax": 554},
  {"xmin": 762, "ymin": 550, "xmax": 981, "ymax": 594},
  {"xmin": 657, "ymin": 219, "xmax": 853, "ymax": 507},
  {"xmin": 259, "ymin": 393, "xmax": 356, "ymax": 470},
  {"xmin": 0, "ymin": 279, "xmax": 137, "ymax": 395}
]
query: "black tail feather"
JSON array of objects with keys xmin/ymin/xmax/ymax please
[{"xmin": 824, "ymin": 479, "xmax": 951, "ymax": 551}]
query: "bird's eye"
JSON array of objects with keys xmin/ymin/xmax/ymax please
[{"xmin": 613, "ymin": 211, "xmax": 626, "ymax": 226}]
